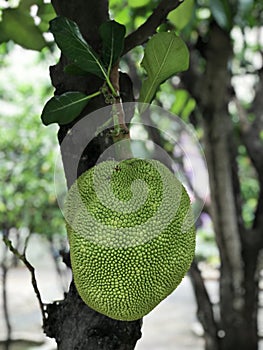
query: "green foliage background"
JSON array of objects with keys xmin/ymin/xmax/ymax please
[
  {"xmin": 0, "ymin": 0, "xmax": 262, "ymax": 261},
  {"xmin": 0, "ymin": 45, "xmax": 65, "ymax": 238}
]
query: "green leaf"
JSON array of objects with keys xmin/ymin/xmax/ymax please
[
  {"xmin": 128, "ymin": 0, "xmax": 151, "ymax": 8},
  {"xmin": 113, "ymin": 8, "xmax": 130, "ymax": 26},
  {"xmin": 99, "ymin": 20, "xmax": 126, "ymax": 72},
  {"xmin": 168, "ymin": 0, "xmax": 195, "ymax": 30},
  {"xmin": 41, "ymin": 92, "xmax": 93, "ymax": 126},
  {"xmin": 49, "ymin": 16, "xmax": 107, "ymax": 79},
  {"xmin": 210, "ymin": 0, "xmax": 233, "ymax": 31},
  {"xmin": 0, "ymin": 8, "xmax": 46, "ymax": 51},
  {"xmin": 139, "ymin": 32, "xmax": 189, "ymax": 108}
]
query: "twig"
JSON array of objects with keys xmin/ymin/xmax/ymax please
[
  {"xmin": 3, "ymin": 236, "xmax": 46, "ymax": 325},
  {"xmin": 123, "ymin": 0, "xmax": 184, "ymax": 54},
  {"xmin": 2, "ymin": 266, "xmax": 11, "ymax": 349},
  {"xmin": 49, "ymin": 237, "xmax": 68, "ymax": 294},
  {"xmin": 1, "ymin": 229, "xmax": 12, "ymax": 348},
  {"xmin": 253, "ymin": 188, "xmax": 263, "ymax": 233},
  {"xmin": 23, "ymin": 231, "xmax": 31, "ymax": 256},
  {"xmin": 189, "ymin": 260, "xmax": 220, "ymax": 349},
  {"xmin": 234, "ymin": 96, "xmax": 250, "ymax": 133},
  {"xmin": 233, "ymin": 95, "xmax": 263, "ymax": 232}
]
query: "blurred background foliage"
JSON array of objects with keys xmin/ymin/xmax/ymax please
[
  {"xmin": 0, "ymin": 0, "xmax": 262, "ymax": 348},
  {"xmin": 0, "ymin": 45, "xmax": 65, "ymax": 239},
  {"xmin": 0, "ymin": 0, "xmax": 261, "ymax": 278}
]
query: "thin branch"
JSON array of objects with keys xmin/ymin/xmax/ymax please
[
  {"xmin": 3, "ymin": 236, "xmax": 46, "ymax": 325},
  {"xmin": 123, "ymin": 0, "xmax": 184, "ymax": 54},
  {"xmin": 23, "ymin": 231, "xmax": 31, "ymax": 256},
  {"xmin": 189, "ymin": 261, "xmax": 220, "ymax": 350},
  {"xmin": 48, "ymin": 237, "xmax": 68, "ymax": 294},
  {"xmin": 253, "ymin": 187, "xmax": 263, "ymax": 232},
  {"xmin": 234, "ymin": 96, "xmax": 250, "ymax": 133},
  {"xmin": 1, "ymin": 229, "xmax": 12, "ymax": 348},
  {"xmin": 234, "ymin": 96, "xmax": 263, "ymax": 232},
  {"xmin": 2, "ymin": 265, "xmax": 11, "ymax": 348}
]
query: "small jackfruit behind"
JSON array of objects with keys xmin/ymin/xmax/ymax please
[{"xmin": 65, "ymin": 158, "xmax": 195, "ymax": 321}]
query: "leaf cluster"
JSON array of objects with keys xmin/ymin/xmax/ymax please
[
  {"xmin": 41, "ymin": 17, "xmax": 126, "ymax": 125},
  {"xmin": 41, "ymin": 15, "xmax": 189, "ymax": 126}
]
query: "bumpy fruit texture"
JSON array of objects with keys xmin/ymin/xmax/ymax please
[{"xmin": 65, "ymin": 158, "xmax": 195, "ymax": 321}]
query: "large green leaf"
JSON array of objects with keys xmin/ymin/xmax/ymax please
[
  {"xmin": 0, "ymin": 8, "xmax": 46, "ymax": 51},
  {"xmin": 168, "ymin": 0, "xmax": 195, "ymax": 30},
  {"xmin": 128, "ymin": 0, "xmax": 151, "ymax": 8},
  {"xmin": 139, "ymin": 32, "xmax": 189, "ymax": 108},
  {"xmin": 99, "ymin": 20, "xmax": 126, "ymax": 71},
  {"xmin": 49, "ymin": 16, "xmax": 107, "ymax": 79},
  {"xmin": 210, "ymin": 0, "xmax": 233, "ymax": 31},
  {"xmin": 41, "ymin": 92, "xmax": 92, "ymax": 126}
]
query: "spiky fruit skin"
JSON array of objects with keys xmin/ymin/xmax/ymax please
[{"xmin": 65, "ymin": 158, "xmax": 195, "ymax": 321}]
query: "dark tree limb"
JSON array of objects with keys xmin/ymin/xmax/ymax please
[
  {"xmin": 181, "ymin": 22, "xmax": 260, "ymax": 349},
  {"xmin": 3, "ymin": 235, "xmax": 46, "ymax": 325},
  {"xmin": 123, "ymin": 0, "xmax": 184, "ymax": 54},
  {"xmin": 189, "ymin": 261, "xmax": 219, "ymax": 350},
  {"xmin": 44, "ymin": 283, "xmax": 142, "ymax": 350},
  {"xmin": 253, "ymin": 188, "xmax": 263, "ymax": 232},
  {"xmin": 234, "ymin": 95, "xmax": 263, "ymax": 182},
  {"xmin": 1, "ymin": 229, "xmax": 12, "ymax": 349},
  {"xmin": 234, "ymin": 92, "xmax": 263, "ymax": 236}
]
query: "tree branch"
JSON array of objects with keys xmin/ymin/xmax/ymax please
[
  {"xmin": 3, "ymin": 236, "xmax": 46, "ymax": 325},
  {"xmin": 253, "ymin": 188, "xmax": 263, "ymax": 232},
  {"xmin": 235, "ymin": 96, "xmax": 263, "ymax": 175},
  {"xmin": 189, "ymin": 261, "xmax": 219, "ymax": 350},
  {"xmin": 234, "ymin": 96, "xmax": 263, "ymax": 232},
  {"xmin": 1, "ymin": 229, "xmax": 12, "ymax": 347},
  {"xmin": 123, "ymin": 0, "xmax": 184, "ymax": 54}
]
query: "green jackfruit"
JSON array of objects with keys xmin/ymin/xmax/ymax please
[{"xmin": 65, "ymin": 158, "xmax": 195, "ymax": 321}]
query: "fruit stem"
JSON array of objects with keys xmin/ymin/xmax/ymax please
[{"xmin": 110, "ymin": 63, "xmax": 133, "ymax": 160}]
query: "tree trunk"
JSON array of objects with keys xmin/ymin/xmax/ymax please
[
  {"xmin": 241, "ymin": 244, "xmax": 259, "ymax": 350},
  {"xmin": 200, "ymin": 23, "xmax": 259, "ymax": 350},
  {"xmin": 43, "ymin": 1, "xmax": 142, "ymax": 348},
  {"xmin": 182, "ymin": 22, "xmax": 260, "ymax": 350}
]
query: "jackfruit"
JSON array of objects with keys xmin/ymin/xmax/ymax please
[{"xmin": 65, "ymin": 158, "xmax": 195, "ymax": 321}]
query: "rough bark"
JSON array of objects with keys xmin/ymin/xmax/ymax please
[
  {"xmin": 199, "ymin": 23, "xmax": 256, "ymax": 350},
  {"xmin": 43, "ymin": 0, "xmax": 142, "ymax": 348},
  {"xmin": 200, "ymin": 24, "xmax": 262, "ymax": 350},
  {"xmin": 45, "ymin": 284, "xmax": 142, "ymax": 350}
]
